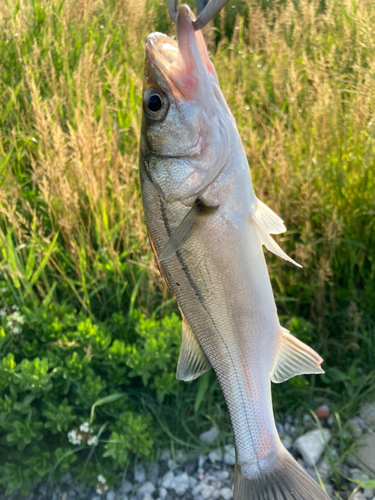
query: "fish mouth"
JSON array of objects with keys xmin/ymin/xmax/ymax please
[{"xmin": 145, "ymin": 5, "xmax": 217, "ymax": 98}]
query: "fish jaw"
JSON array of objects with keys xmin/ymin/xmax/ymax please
[
  {"xmin": 145, "ymin": 5, "xmax": 218, "ymax": 100},
  {"xmin": 141, "ymin": 6, "xmax": 238, "ymax": 205}
]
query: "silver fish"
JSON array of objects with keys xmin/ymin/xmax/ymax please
[{"xmin": 139, "ymin": 6, "xmax": 329, "ymax": 499}]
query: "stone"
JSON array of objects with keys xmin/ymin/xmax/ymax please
[
  {"xmin": 361, "ymin": 403, "xmax": 375, "ymax": 430},
  {"xmin": 167, "ymin": 459, "xmax": 177, "ymax": 471},
  {"xmin": 364, "ymin": 490, "xmax": 375, "ymax": 499},
  {"xmin": 294, "ymin": 429, "xmax": 331, "ymax": 467},
  {"xmin": 349, "ymin": 417, "xmax": 365, "ymax": 438},
  {"xmin": 276, "ymin": 422, "xmax": 284, "ymax": 436},
  {"xmin": 198, "ymin": 455, "xmax": 207, "ymax": 468},
  {"xmin": 142, "ymin": 494, "xmax": 153, "ymax": 500},
  {"xmin": 123, "ymin": 481, "xmax": 133, "ymax": 494},
  {"xmin": 201, "ymin": 485, "xmax": 215, "ymax": 500},
  {"xmin": 315, "ymin": 405, "xmax": 330, "ymax": 420},
  {"xmin": 323, "ymin": 484, "xmax": 333, "ymax": 496},
  {"xmin": 159, "ymin": 488, "xmax": 167, "ymax": 500},
  {"xmin": 350, "ymin": 469, "xmax": 370, "ymax": 483},
  {"xmin": 137, "ymin": 482, "xmax": 156, "ymax": 498},
  {"xmin": 175, "ymin": 450, "xmax": 187, "ymax": 463},
  {"xmin": 220, "ymin": 487, "xmax": 233, "ymax": 500},
  {"xmin": 189, "ymin": 476, "xmax": 198, "ymax": 489},
  {"xmin": 209, "ymin": 449, "xmax": 222, "ymax": 463},
  {"xmin": 148, "ymin": 464, "xmax": 159, "ymax": 484},
  {"xmin": 213, "ymin": 471, "xmax": 230, "ymax": 481},
  {"xmin": 223, "ymin": 445, "xmax": 235, "ymax": 466},
  {"xmin": 91, "ymin": 497, "xmax": 101, "ymax": 500},
  {"xmin": 160, "ymin": 450, "xmax": 171, "ymax": 461},
  {"xmin": 317, "ymin": 459, "xmax": 332, "ymax": 480},
  {"xmin": 161, "ymin": 471, "xmax": 174, "ymax": 489},
  {"xmin": 351, "ymin": 493, "xmax": 366, "ymax": 500},
  {"xmin": 106, "ymin": 492, "xmax": 116, "ymax": 500},
  {"xmin": 281, "ymin": 435, "xmax": 293, "ymax": 450},
  {"xmin": 134, "ymin": 464, "xmax": 146, "ymax": 483},
  {"xmin": 349, "ymin": 434, "xmax": 375, "ymax": 474},
  {"xmin": 172, "ymin": 472, "xmax": 189, "ymax": 496},
  {"xmin": 193, "ymin": 483, "xmax": 204, "ymax": 496},
  {"xmin": 200, "ymin": 426, "xmax": 219, "ymax": 444}
]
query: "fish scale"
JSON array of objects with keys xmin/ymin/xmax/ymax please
[{"xmin": 139, "ymin": 4, "xmax": 329, "ymax": 499}]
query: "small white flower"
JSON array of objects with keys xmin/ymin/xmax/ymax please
[
  {"xmin": 1, "ymin": 287, "xmax": 7, "ymax": 293},
  {"xmin": 96, "ymin": 486, "xmax": 103, "ymax": 495},
  {"xmin": 97, "ymin": 474, "xmax": 106, "ymax": 484},
  {"xmin": 11, "ymin": 312, "xmax": 24, "ymax": 324},
  {"xmin": 6, "ymin": 320, "xmax": 13, "ymax": 329},
  {"xmin": 11, "ymin": 305, "xmax": 18, "ymax": 311},
  {"xmin": 87, "ymin": 435, "xmax": 98, "ymax": 446},
  {"xmin": 12, "ymin": 326, "xmax": 21, "ymax": 334},
  {"xmin": 67, "ymin": 429, "xmax": 82, "ymax": 445},
  {"xmin": 79, "ymin": 421, "xmax": 90, "ymax": 433},
  {"xmin": 0, "ymin": 308, "xmax": 6, "ymax": 317}
]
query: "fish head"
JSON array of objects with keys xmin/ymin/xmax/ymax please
[{"xmin": 140, "ymin": 4, "xmax": 235, "ymax": 205}]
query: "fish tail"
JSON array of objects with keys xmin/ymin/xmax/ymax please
[{"xmin": 234, "ymin": 449, "xmax": 330, "ymax": 500}]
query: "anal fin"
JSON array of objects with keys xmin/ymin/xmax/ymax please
[
  {"xmin": 253, "ymin": 198, "xmax": 286, "ymax": 235},
  {"xmin": 271, "ymin": 327, "xmax": 324, "ymax": 383},
  {"xmin": 176, "ymin": 310, "xmax": 211, "ymax": 382}
]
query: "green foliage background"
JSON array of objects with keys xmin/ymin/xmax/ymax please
[{"xmin": 0, "ymin": 0, "xmax": 374, "ymax": 494}]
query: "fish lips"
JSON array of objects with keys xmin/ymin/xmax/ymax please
[{"xmin": 145, "ymin": 5, "xmax": 218, "ymax": 100}]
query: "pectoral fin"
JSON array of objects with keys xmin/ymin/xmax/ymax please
[
  {"xmin": 251, "ymin": 215, "xmax": 302, "ymax": 268},
  {"xmin": 271, "ymin": 327, "xmax": 324, "ymax": 383},
  {"xmin": 176, "ymin": 311, "xmax": 211, "ymax": 382},
  {"xmin": 158, "ymin": 200, "xmax": 218, "ymax": 262},
  {"xmin": 253, "ymin": 198, "xmax": 286, "ymax": 234}
]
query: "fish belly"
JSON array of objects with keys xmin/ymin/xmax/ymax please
[{"xmin": 141, "ymin": 164, "xmax": 282, "ymax": 478}]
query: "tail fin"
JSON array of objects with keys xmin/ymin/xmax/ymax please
[{"xmin": 234, "ymin": 450, "xmax": 329, "ymax": 500}]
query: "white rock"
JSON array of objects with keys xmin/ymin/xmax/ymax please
[
  {"xmin": 142, "ymin": 494, "xmax": 153, "ymax": 500},
  {"xmin": 189, "ymin": 477, "xmax": 198, "ymax": 489},
  {"xmin": 123, "ymin": 481, "xmax": 133, "ymax": 494},
  {"xmin": 220, "ymin": 487, "xmax": 233, "ymax": 500},
  {"xmin": 294, "ymin": 429, "xmax": 331, "ymax": 467},
  {"xmin": 213, "ymin": 471, "xmax": 229, "ymax": 481},
  {"xmin": 91, "ymin": 497, "xmax": 101, "ymax": 500},
  {"xmin": 106, "ymin": 492, "xmax": 116, "ymax": 500},
  {"xmin": 349, "ymin": 417, "xmax": 365, "ymax": 437},
  {"xmin": 134, "ymin": 464, "xmax": 146, "ymax": 483},
  {"xmin": 361, "ymin": 403, "xmax": 375, "ymax": 429},
  {"xmin": 281, "ymin": 435, "xmax": 293, "ymax": 450},
  {"xmin": 193, "ymin": 483, "xmax": 204, "ymax": 496},
  {"xmin": 213, "ymin": 491, "xmax": 221, "ymax": 500},
  {"xmin": 351, "ymin": 469, "xmax": 370, "ymax": 482},
  {"xmin": 137, "ymin": 482, "xmax": 156, "ymax": 497},
  {"xmin": 317, "ymin": 459, "xmax": 332, "ymax": 480},
  {"xmin": 201, "ymin": 485, "xmax": 215, "ymax": 500},
  {"xmin": 172, "ymin": 472, "xmax": 189, "ymax": 496},
  {"xmin": 200, "ymin": 427, "xmax": 219, "ymax": 443},
  {"xmin": 160, "ymin": 449, "xmax": 171, "ymax": 461},
  {"xmin": 161, "ymin": 471, "xmax": 174, "ymax": 489},
  {"xmin": 198, "ymin": 455, "xmax": 207, "ymax": 468},
  {"xmin": 223, "ymin": 445, "xmax": 236, "ymax": 466},
  {"xmin": 167, "ymin": 459, "xmax": 177, "ymax": 470},
  {"xmin": 323, "ymin": 484, "xmax": 332, "ymax": 497},
  {"xmin": 209, "ymin": 449, "xmax": 222, "ymax": 463},
  {"xmin": 158, "ymin": 488, "xmax": 167, "ymax": 500},
  {"xmin": 351, "ymin": 493, "xmax": 366, "ymax": 500},
  {"xmin": 364, "ymin": 490, "xmax": 375, "ymax": 499},
  {"xmin": 148, "ymin": 464, "xmax": 159, "ymax": 484},
  {"xmin": 176, "ymin": 450, "xmax": 187, "ymax": 463}
]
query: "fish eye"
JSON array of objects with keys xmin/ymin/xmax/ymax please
[
  {"xmin": 143, "ymin": 88, "xmax": 168, "ymax": 120},
  {"xmin": 147, "ymin": 94, "xmax": 162, "ymax": 113}
]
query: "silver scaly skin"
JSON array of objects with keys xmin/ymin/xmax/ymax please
[{"xmin": 139, "ymin": 6, "xmax": 329, "ymax": 499}]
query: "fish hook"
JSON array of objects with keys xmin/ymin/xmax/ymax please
[{"xmin": 168, "ymin": 0, "xmax": 231, "ymax": 31}]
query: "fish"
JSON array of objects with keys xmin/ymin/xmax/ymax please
[{"xmin": 139, "ymin": 5, "xmax": 329, "ymax": 499}]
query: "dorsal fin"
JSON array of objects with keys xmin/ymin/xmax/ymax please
[
  {"xmin": 176, "ymin": 310, "xmax": 211, "ymax": 382},
  {"xmin": 271, "ymin": 328, "xmax": 324, "ymax": 383},
  {"xmin": 253, "ymin": 198, "xmax": 286, "ymax": 234}
]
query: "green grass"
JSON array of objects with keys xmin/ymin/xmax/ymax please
[{"xmin": 0, "ymin": 0, "xmax": 375, "ymax": 494}]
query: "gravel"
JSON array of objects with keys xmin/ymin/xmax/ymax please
[{"xmin": 5, "ymin": 407, "xmax": 375, "ymax": 500}]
